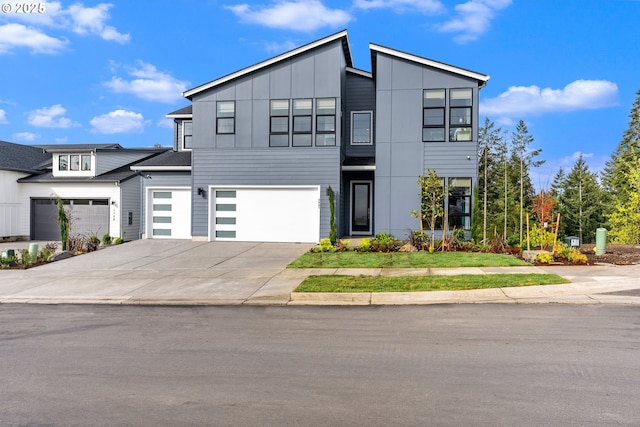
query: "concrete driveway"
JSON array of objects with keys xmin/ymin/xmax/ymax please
[{"xmin": 0, "ymin": 240, "xmax": 313, "ymax": 305}]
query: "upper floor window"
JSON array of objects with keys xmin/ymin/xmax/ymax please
[
  {"xmin": 58, "ymin": 154, "xmax": 91, "ymax": 172},
  {"xmin": 316, "ymin": 98, "xmax": 336, "ymax": 146},
  {"xmin": 449, "ymin": 88, "xmax": 472, "ymax": 142},
  {"xmin": 292, "ymin": 99, "xmax": 312, "ymax": 147},
  {"xmin": 351, "ymin": 111, "xmax": 372, "ymax": 145},
  {"xmin": 269, "ymin": 99, "xmax": 290, "ymax": 147},
  {"xmin": 182, "ymin": 121, "xmax": 193, "ymax": 149},
  {"xmin": 422, "ymin": 89, "xmax": 445, "ymax": 142},
  {"xmin": 216, "ymin": 101, "xmax": 235, "ymax": 134}
]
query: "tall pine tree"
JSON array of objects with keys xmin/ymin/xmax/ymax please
[{"xmin": 603, "ymin": 89, "xmax": 640, "ymax": 243}]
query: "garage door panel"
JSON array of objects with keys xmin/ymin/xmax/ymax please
[
  {"xmin": 149, "ymin": 189, "xmax": 191, "ymax": 239},
  {"xmin": 212, "ymin": 187, "xmax": 319, "ymax": 243},
  {"xmin": 31, "ymin": 198, "xmax": 109, "ymax": 241}
]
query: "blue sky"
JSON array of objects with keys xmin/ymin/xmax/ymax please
[{"xmin": 1, "ymin": 0, "xmax": 638, "ymax": 186}]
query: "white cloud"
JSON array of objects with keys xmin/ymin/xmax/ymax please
[
  {"xmin": 27, "ymin": 104, "xmax": 79, "ymax": 128},
  {"xmin": 437, "ymin": 0, "xmax": 511, "ymax": 43},
  {"xmin": 157, "ymin": 117, "xmax": 174, "ymax": 129},
  {"xmin": 354, "ymin": 0, "xmax": 444, "ymax": 14},
  {"xmin": 480, "ymin": 80, "xmax": 619, "ymax": 117},
  {"xmin": 104, "ymin": 61, "xmax": 190, "ymax": 103},
  {"xmin": 13, "ymin": 131, "xmax": 37, "ymax": 141},
  {"xmin": 0, "ymin": 109, "xmax": 7, "ymax": 124},
  {"xmin": 263, "ymin": 39, "xmax": 298, "ymax": 53},
  {"xmin": 66, "ymin": 2, "xmax": 129, "ymax": 43},
  {"xmin": 225, "ymin": 1, "xmax": 351, "ymax": 32},
  {"xmin": 90, "ymin": 109, "xmax": 145, "ymax": 134},
  {"xmin": 0, "ymin": 23, "xmax": 68, "ymax": 54},
  {"xmin": 0, "ymin": 1, "xmax": 128, "ymax": 52},
  {"xmin": 55, "ymin": 137, "xmax": 68, "ymax": 143}
]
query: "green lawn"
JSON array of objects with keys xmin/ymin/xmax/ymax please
[
  {"xmin": 294, "ymin": 274, "xmax": 569, "ymax": 293},
  {"xmin": 288, "ymin": 251, "xmax": 529, "ymax": 269}
]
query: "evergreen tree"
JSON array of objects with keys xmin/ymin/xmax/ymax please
[
  {"xmin": 511, "ymin": 120, "xmax": 544, "ymax": 241},
  {"xmin": 603, "ymin": 89, "xmax": 640, "ymax": 243},
  {"xmin": 558, "ymin": 155, "xmax": 605, "ymax": 243},
  {"xmin": 477, "ymin": 118, "xmax": 505, "ymax": 243}
]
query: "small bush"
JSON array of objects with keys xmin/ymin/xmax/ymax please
[
  {"xmin": 318, "ymin": 238, "xmax": 333, "ymax": 252},
  {"xmin": 114, "ymin": 237, "xmax": 125, "ymax": 245},
  {"xmin": 87, "ymin": 234, "xmax": 100, "ymax": 252},
  {"xmin": 568, "ymin": 248, "xmax": 588, "ymax": 264},
  {"xmin": 68, "ymin": 235, "xmax": 86, "ymax": 252},
  {"xmin": 19, "ymin": 249, "xmax": 31, "ymax": 268},
  {"xmin": 357, "ymin": 238, "xmax": 371, "ymax": 252},
  {"xmin": 506, "ymin": 235, "xmax": 520, "ymax": 247},
  {"xmin": 102, "ymin": 233, "xmax": 112, "ymax": 246},
  {"xmin": 535, "ymin": 252, "xmax": 554, "ymax": 264},
  {"xmin": 44, "ymin": 242, "xmax": 58, "ymax": 251},
  {"xmin": 370, "ymin": 232, "xmax": 399, "ymax": 252},
  {"xmin": 408, "ymin": 231, "xmax": 428, "ymax": 250},
  {"xmin": 0, "ymin": 254, "xmax": 17, "ymax": 268},
  {"xmin": 38, "ymin": 247, "xmax": 52, "ymax": 262}
]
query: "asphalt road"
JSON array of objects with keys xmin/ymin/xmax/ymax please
[{"xmin": 1, "ymin": 304, "xmax": 639, "ymax": 426}]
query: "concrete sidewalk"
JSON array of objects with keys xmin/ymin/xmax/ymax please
[{"xmin": 1, "ymin": 239, "xmax": 640, "ymax": 306}]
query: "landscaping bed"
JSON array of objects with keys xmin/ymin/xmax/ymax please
[{"xmin": 582, "ymin": 244, "xmax": 640, "ymax": 265}]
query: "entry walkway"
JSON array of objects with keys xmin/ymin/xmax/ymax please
[{"xmin": 1, "ymin": 240, "xmax": 640, "ymax": 306}]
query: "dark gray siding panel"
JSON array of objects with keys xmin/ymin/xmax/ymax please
[
  {"xmin": 96, "ymin": 152, "xmax": 153, "ymax": 175},
  {"xmin": 344, "ymin": 72, "xmax": 375, "ymax": 158},
  {"xmin": 191, "ymin": 148, "xmax": 340, "ymax": 239},
  {"xmin": 374, "ymin": 52, "xmax": 481, "ymax": 238},
  {"xmin": 120, "ymin": 177, "xmax": 141, "ymax": 240}
]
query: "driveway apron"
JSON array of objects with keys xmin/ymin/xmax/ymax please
[{"xmin": 0, "ymin": 240, "xmax": 312, "ymax": 305}]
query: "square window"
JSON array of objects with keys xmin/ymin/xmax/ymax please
[
  {"xmin": 70, "ymin": 155, "xmax": 80, "ymax": 171},
  {"xmin": 293, "ymin": 116, "xmax": 311, "ymax": 133},
  {"xmin": 217, "ymin": 117, "xmax": 235, "ymax": 134},
  {"xmin": 423, "ymin": 109, "xmax": 444, "ymax": 126},
  {"xmin": 317, "ymin": 116, "xmax": 335, "ymax": 132},
  {"xmin": 270, "ymin": 116, "xmax": 289, "ymax": 133}
]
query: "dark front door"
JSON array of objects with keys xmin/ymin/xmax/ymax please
[{"xmin": 351, "ymin": 181, "xmax": 371, "ymax": 235}]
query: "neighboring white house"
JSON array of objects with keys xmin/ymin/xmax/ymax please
[
  {"xmin": 0, "ymin": 141, "xmax": 49, "ymax": 240},
  {"xmin": 1, "ymin": 141, "xmax": 168, "ymax": 241}
]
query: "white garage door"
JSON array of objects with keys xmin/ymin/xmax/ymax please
[
  {"xmin": 211, "ymin": 186, "xmax": 320, "ymax": 243},
  {"xmin": 148, "ymin": 188, "xmax": 191, "ymax": 239}
]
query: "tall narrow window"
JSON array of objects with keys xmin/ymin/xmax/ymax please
[
  {"xmin": 269, "ymin": 99, "xmax": 290, "ymax": 147},
  {"xmin": 81, "ymin": 154, "xmax": 91, "ymax": 171},
  {"xmin": 351, "ymin": 111, "xmax": 372, "ymax": 145},
  {"xmin": 216, "ymin": 101, "xmax": 235, "ymax": 134},
  {"xmin": 292, "ymin": 99, "xmax": 312, "ymax": 147},
  {"xmin": 449, "ymin": 88, "xmax": 472, "ymax": 141},
  {"xmin": 316, "ymin": 98, "xmax": 336, "ymax": 146},
  {"xmin": 448, "ymin": 178, "xmax": 472, "ymax": 230},
  {"xmin": 422, "ymin": 89, "xmax": 445, "ymax": 142},
  {"xmin": 59, "ymin": 155, "xmax": 68, "ymax": 171},
  {"xmin": 182, "ymin": 121, "xmax": 193, "ymax": 149},
  {"xmin": 70, "ymin": 155, "xmax": 80, "ymax": 171}
]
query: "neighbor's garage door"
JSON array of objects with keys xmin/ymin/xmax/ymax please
[
  {"xmin": 149, "ymin": 188, "xmax": 191, "ymax": 239},
  {"xmin": 211, "ymin": 186, "xmax": 320, "ymax": 243},
  {"xmin": 31, "ymin": 198, "xmax": 109, "ymax": 240}
]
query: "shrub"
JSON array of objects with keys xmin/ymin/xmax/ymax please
[
  {"xmin": 371, "ymin": 232, "xmax": 398, "ymax": 252},
  {"xmin": 568, "ymin": 248, "xmax": 588, "ymax": 264},
  {"xmin": 318, "ymin": 238, "xmax": 333, "ymax": 252},
  {"xmin": 535, "ymin": 252, "xmax": 554, "ymax": 264},
  {"xmin": 506, "ymin": 235, "xmax": 520, "ymax": 247},
  {"xmin": 38, "ymin": 247, "xmax": 52, "ymax": 262},
  {"xmin": 357, "ymin": 238, "xmax": 371, "ymax": 252},
  {"xmin": 114, "ymin": 237, "xmax": 125, "ymax": 245},
  {"xmin": 528, "ymin": 225, "xmax": 555, "ymax": 250},
  {"xmin": 19, "ymin": 249, "xmax": 31, "ymax": 268},
  {"xmin": 87, "ymin": 234, "xmax": 100, "ymax": 252},
  {"xmin": 68, "ymin": 235, "xmax": 86, "ymax": 253},
  {"xmin": 408, "ymin": 230, "xmax": 428, "ymax": 251},
  {"xmin": 102, "ymin": 233, "xmax": 112, "ymax": 246},
  {"xmin": 0, "ymin": 254, "xmax": 17, "ymax": 268}
]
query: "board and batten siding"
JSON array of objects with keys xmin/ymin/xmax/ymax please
[
  {"xmin": 189, "ymin": 39, "xmax": 347, "ymax": 241},
  {"xmin": 374, "ymin": 52, "xmax": 481, "ymax": 238},
  {"xmin": 0, "ymin": 170, "xmax": 27, "ymax": 238}
]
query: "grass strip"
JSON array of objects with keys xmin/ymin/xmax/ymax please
[
  {"xmin": 288, "ymin": 251, "xmax": 529, "ymax": 269},
  {"xmin": 294, "ymin": 274, "xmax": 569, "ymax": 293}
]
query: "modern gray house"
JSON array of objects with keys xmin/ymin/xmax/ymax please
[{"xmin": 163, "ymin": 30, "xmax": 489, "ymax": 243}]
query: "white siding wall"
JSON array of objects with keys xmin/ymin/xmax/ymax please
[
  {"xmin": 0, "ymin": 170, "xmax": 27, "ymax": 237},
  {"xmin": 18, "ymin": 183, "xmax": 122, "ymax": 238}
]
